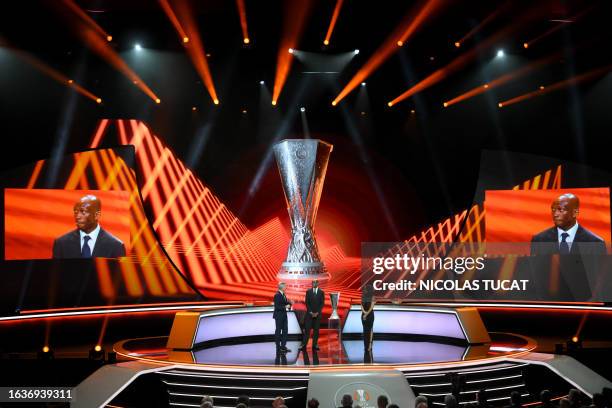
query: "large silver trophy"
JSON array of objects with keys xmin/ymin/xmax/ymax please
[{"xmin": 274, "ymin": 139, "xmax": 333, "ymax": 280}]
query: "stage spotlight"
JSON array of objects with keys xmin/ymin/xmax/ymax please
[
  {"xmin": 106, "ymin": 35, "xmax": 112, "ymax": 42},
  {"xmin": 260, "ymin": 80, "xmax": 265, "ymax": 85},
  {"xmin": 134, "ymin": 43, "xmax": 142, "ymax": 51},
  {"xmin": 484, "ymin": 84, "xmax": 489, "ymax": 89},
  {"xmin": 361, "ymin": 111, "xmax": 366, "ymax": 116},
  {"xmin": 244, "ymin": 38, "xmax": 250, "ymax": 44},
  {"xmin": 89, "ymin": 345, "xmax": 105, "ymax": 360},
  {"xmin": 354, "ymin": 49, "xmax": 360, "ymax": 55},
  {"xmin": 38, "ymin": 346, "xmax": 54, "ymax": 360},
  {"xmin": 361, "ymin": 82, "xmax": 366, "ymax": 87},
  {"xmin": 498, "ymin": 102, "xmax": 503, "ymax": 108},
  {"xmin": 192, "ymin": 106, "xmax": 197, "ymax": 111},
  {"xmin": 454, "ymin": 42, "xmax": 460, "ymax": 48},
  {"xmin": 323, "ymin": 40, "xmax": 329, "ymax": 46},
  {"xmin": 213, "ymin": 99, "xmax": 219, "ymax": 105},
  {"xmin": 300, "ymin": 107, "xmax": 305, "ymax": 112},
  {"xmin": 68, "ymin": 79, "xmax": 74, "ymax": 84},
  {"xmin": 443, "ymin": 102, "xmax": 448, "ymax": 107},
  {"xmin": 96, "ymin": 98, "xmax": 102, "ymax": 104},
  {"xmin": 387, "ymin": 102, "xmax": 393, "ymax": 107},
  {"xmin": 572, "ymin": 336, "xmax": 579, "ymax": 343},
  {"xmin": 496, "ymin": 49, "xmax": 505, "ymax": 58},
  {"xmin": 397, "ymin": 40, "xmax": 403, "ymax": 47},
  {"xmin": 539, "ymin": 85, "xmax": 545, "ymax": 90},
  {"xmin": 288, "ymin": 48, "xmax": 294, "ymax": 54},
  {"xmin": 272, "ymin": 100, "xmax": 277, "ymax": 106},
  {"xmin": 410, "ymin": 109, "xmax": 416, "ymax": 114},
  {"xmin": 523, "ymin": 42, "xmax": 529, "ymax": 49},
  {"xmin": 155, "ymin": 98, "xmax": 161, "ymax": 104},
  {"xmin": 183, "ymin": 37, "xmax": 189, "ymax": 43},
  {"xmin": 331, "ymin": 101, "xmax": 337, "ymax": 106},
  {"xmin": 242, "ymin": 109, "xmax": 248, "ymax": 114}
]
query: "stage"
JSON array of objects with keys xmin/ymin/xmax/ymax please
[{"xmin": 66, "ymin": 303, "xmax": 612, "ymax": 408}]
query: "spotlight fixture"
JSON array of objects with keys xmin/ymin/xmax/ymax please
[
  {"xmin": 183, "ymin": 37, "xmax": 189, "ymax": 43},
  {"xmin": 106, "ymin": 35, "xmax": 113, "ymax": 42},
  {"xmin": 484, "ymin": 84, "xmax": 489, "ymax": 89},
  {"xmin": 331, "ymin": 101, "xmax": 337, "ymax": 106},
  {"xmin": 134, "ymin": 43, "xmax": 142, "ymax": 51},
  {"xmin": 192, "ymin": 106, "xmax": 197, "ymax": 111},
  {"xmin": 43, "ymin": 346, "xmax": 50, "ymax": 353},
  {"xmin": 242, "ymin": 109, "xmax": 248, "ymax": 114},
  {"xmin": 397, "ymin": 40, "xmax": 403, "ymax": 47},
  {"xmin": 96, "ymin": 98, "xmax": 102, "ymax": 104},
  {"xmin": 300, "ymin": 107, "xmax": 305, "ymax": 112},
  {"xmin": 67, "ymin": 79, "xmax": 74, "ymax": 84},
  {"xmin": 454, "ymin": 42, "xmax": 460, "ymax": 48},
  {"xmin": 89, "ymin": 345, "xmax": 105, "ymax": 360},
  {"xmin": 38, "ymin": 346, "xmax": 54, "ymax": 360},
  {"xmin": 272, "ymin": 100, "xmax": 277, "ymax": 106},
  {"xmin": 323, "ymin": 40, "xmax": 329, "ymax": 46},
  {"xmin": 496, "ymin": 49, "xmax": 505, "ymax": 58},
  {"xmin": 155, "ymin": 98, "xmax": 161, "ymax": 104},
  {"xmin": 410, "ymin": 109, "xmax": 416, "ymax": 114},
  {"xmin": 539, "ymin": 85, "xmax": 545, "ymax": 90},
  {"xmin": 498, "ymin": 102, "xmax": 503, "ymax": 108},
  {"xmin": 288, "ymin": 48, "xmax": 294, "ymax": 54},
  {"xmin": 443, "ymin": 102, "xmax": 448, "ymax": 107},
  {"xmin": 387, "ymin": 102, "xmax": 393, "ymax": 107},
  {"xmin": 572, "ymin": 336, "xmax": 579, "ymax": 343},
  {"xmin": 361, "ymin": 82, "xmax": 366, "ymax": 87},
  {"xmin": 244, "ymin": 38, "xmax": 250, "ymax": 44},
  {"xmin": 213, "ymin": 99, "xmax": 220, "ymax": 105},
  {"xmin": 523, "ymin": 42, "xmax": 529, "ymax": 49},
  {"xmin": 260, "ymin": 80, "xmax": 265, "ymax": 85},
  {"xmin": 354, "ymin": 49, "xmax": 360, "ymax": 54}
]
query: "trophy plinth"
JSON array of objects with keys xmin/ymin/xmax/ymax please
[{"xmin": 273, "ymin": 139, "xmax": 332, "ymax": 281}]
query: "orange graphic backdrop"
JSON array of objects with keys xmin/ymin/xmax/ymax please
[
  {"xmin": 485, "ymin": 187, "xmax": 611, "ymax": 244},
  {"xmin": 4, "ymin": 189, "xmax": 131, "ymax": 260}
]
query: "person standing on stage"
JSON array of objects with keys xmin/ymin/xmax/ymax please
[
  {"xmin": 273, "ymin": 282, "xmax": 293, "ymax": 352},
  {"xmin": 300, "ymin": 279, "xmax": 325, "ymax": 350},
  {"xmin": 361, "ymin": 283, "xmax": 375, "ymax": 351}
]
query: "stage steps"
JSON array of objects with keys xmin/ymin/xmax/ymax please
[
  {"xmin": 157, "ymin": 368, "xmax": 309, "ymax": 408},
  {"xmin": 402, "ymin": 362, "xmax": 547, "ymax": 407}
]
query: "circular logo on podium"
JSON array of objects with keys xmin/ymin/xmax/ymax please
[
  {"xmin": 334, "ymin": 382, "xmax": 388, "ymax": 408},
  {"xmin": 295, "ymin": 148, "xmax": 307, "ymax": 160}
]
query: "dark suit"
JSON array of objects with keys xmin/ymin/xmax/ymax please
[
  {"xmin": 302, "ymin": 288, "xmax": 325, "ymax": 348},
  {"xmin": 52, "ymin": 227, "xmax": 126, "ymax": 259},
  {"xmin": 273, "ymin": 291, "xmax": 291, "ymax": 348},
  {"xmin": 530, "ymin": 225, "xmax": 606, "ymax": 301},
  {"xmin": 530, "ymin": 225, "xmax": 606, "ymax": 256}
]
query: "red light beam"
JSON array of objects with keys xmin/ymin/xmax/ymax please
[
  {"xmin": 323, "ymin": 0, "xmax": 344, "ymax": 46},
  {"xmin": 272, "ymin": 0, "xmax": 314, "ymax": 105},
  {"xmin": 498, "ymin": 64, "xmax": 612, "ymax": 108},
  {"xmin": 332, "ymin": 0, "xmax": 441, "ymax": 106},
  {"xmin": 236, "ymin": 0, "xmax": 251, "ymax": 44},
  {"xmin": 158, "ymin": 0, "xmax": 190, "ymax": 44}
]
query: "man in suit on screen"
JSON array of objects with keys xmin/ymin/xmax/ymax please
[
  {"xmin": 273, "ymin": 282, "xmax": 293, "ymax": 353},
  {"xmin": 530, "ymin": 193, "xmax": 606, "ymax": 256},
  {"xmin": 52, "ymin": 195, "xmax": 126, "ymax": 259},
  {"xmin": 300, "ymin": 279, "xmax": 324, "ymax": 351}
]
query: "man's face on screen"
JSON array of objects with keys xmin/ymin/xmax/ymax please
[
  {"xmin": 551, "ymin": 197, "xmax": 578, "ymax": 230},
  {"xmin": 73, "ymin": 199, "xmax": 100, "ymax": 233}
]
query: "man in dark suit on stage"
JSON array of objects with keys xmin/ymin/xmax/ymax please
[
  {"xmin": 53, "ymin": 195, "xmax": 126, "ymax": 259},
  {"xmin": 530, "ymin": 193, "xmax": 606, "ymax": 256},
  {"xmin": 273, "ymin": 282, "xmax": 293, "ymax": 353},
  {"xmin": 300, "ymin": 279, "xmax": 324, "ymax": 350}
]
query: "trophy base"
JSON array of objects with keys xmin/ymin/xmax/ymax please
[{"xmin": 277, "ymin": 262, "xmax": 329, "ymax": 281}]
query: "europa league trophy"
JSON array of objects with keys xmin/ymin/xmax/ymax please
[{"xmin": 273, "ymin": 139, "xmax": 332, "ymax": 280}]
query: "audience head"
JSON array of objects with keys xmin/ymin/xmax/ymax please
[
  {"xmin": 559, "ymin": 398, "xmax": 570, "ymax": 408},
  {"xmin": 308, "ymin": 398, "xmax": 320, "ymax": 408},
  {"xmin": 477, "ymin": 389, "xmax": 487, "ymax": 404},
  {"xmin": 592, "ymin": 393, "xmax": 606, "ymax": 408},
  {"xmin": 378, "ymin": 395, "xmax": 389, "ymax": 408},
  {"xmin": 415, "ymin": 395, "xmax": 428, "ymax": 408},
  {"xmin": 568, "ymin": 389, "xmax": 582, "ymax": 406},
  {"xmin": 388, "ymin": 405, "xmax": 399, "ymax": 408},
  {"xmin": 341, "ymin": 394, "xmax": 353, "ymax": 408},
  {"xmin": 510, "ymin": 391, "xmax": 521, "ymax": 406},
  {"xmin": 540, "ymin": 390, "xmax": 552, "ymax": 404},
  {"xmin": 236, "ymin": 404, "xmax": 247, "ymax": 408},
  {"xmin": 272, "ymin": 396, "xmax": 285, "ymax": 408},
  {"xmin": 444, "ymin": 394, "xmax": 458, "ymax": 408},
  {"xmin": 237, "ymin": 395, "xmax": 250, "ymax": 407},
  {"xmin": 200, "ymin": 395, "xmax": 214, "ymax": 408}
]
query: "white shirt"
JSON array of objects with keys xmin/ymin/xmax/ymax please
[
  {"xmin": 80, "ymin": 224, "xmax": 101, "ymax": 254},
  {"xmin": 557, "ymin": 222, "xmax": 579, "ymax": 251}
]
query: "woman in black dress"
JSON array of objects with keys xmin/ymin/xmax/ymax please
[{"xmin": 361, "ymin": 284, "xmax": 375, "ymax": 351}]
